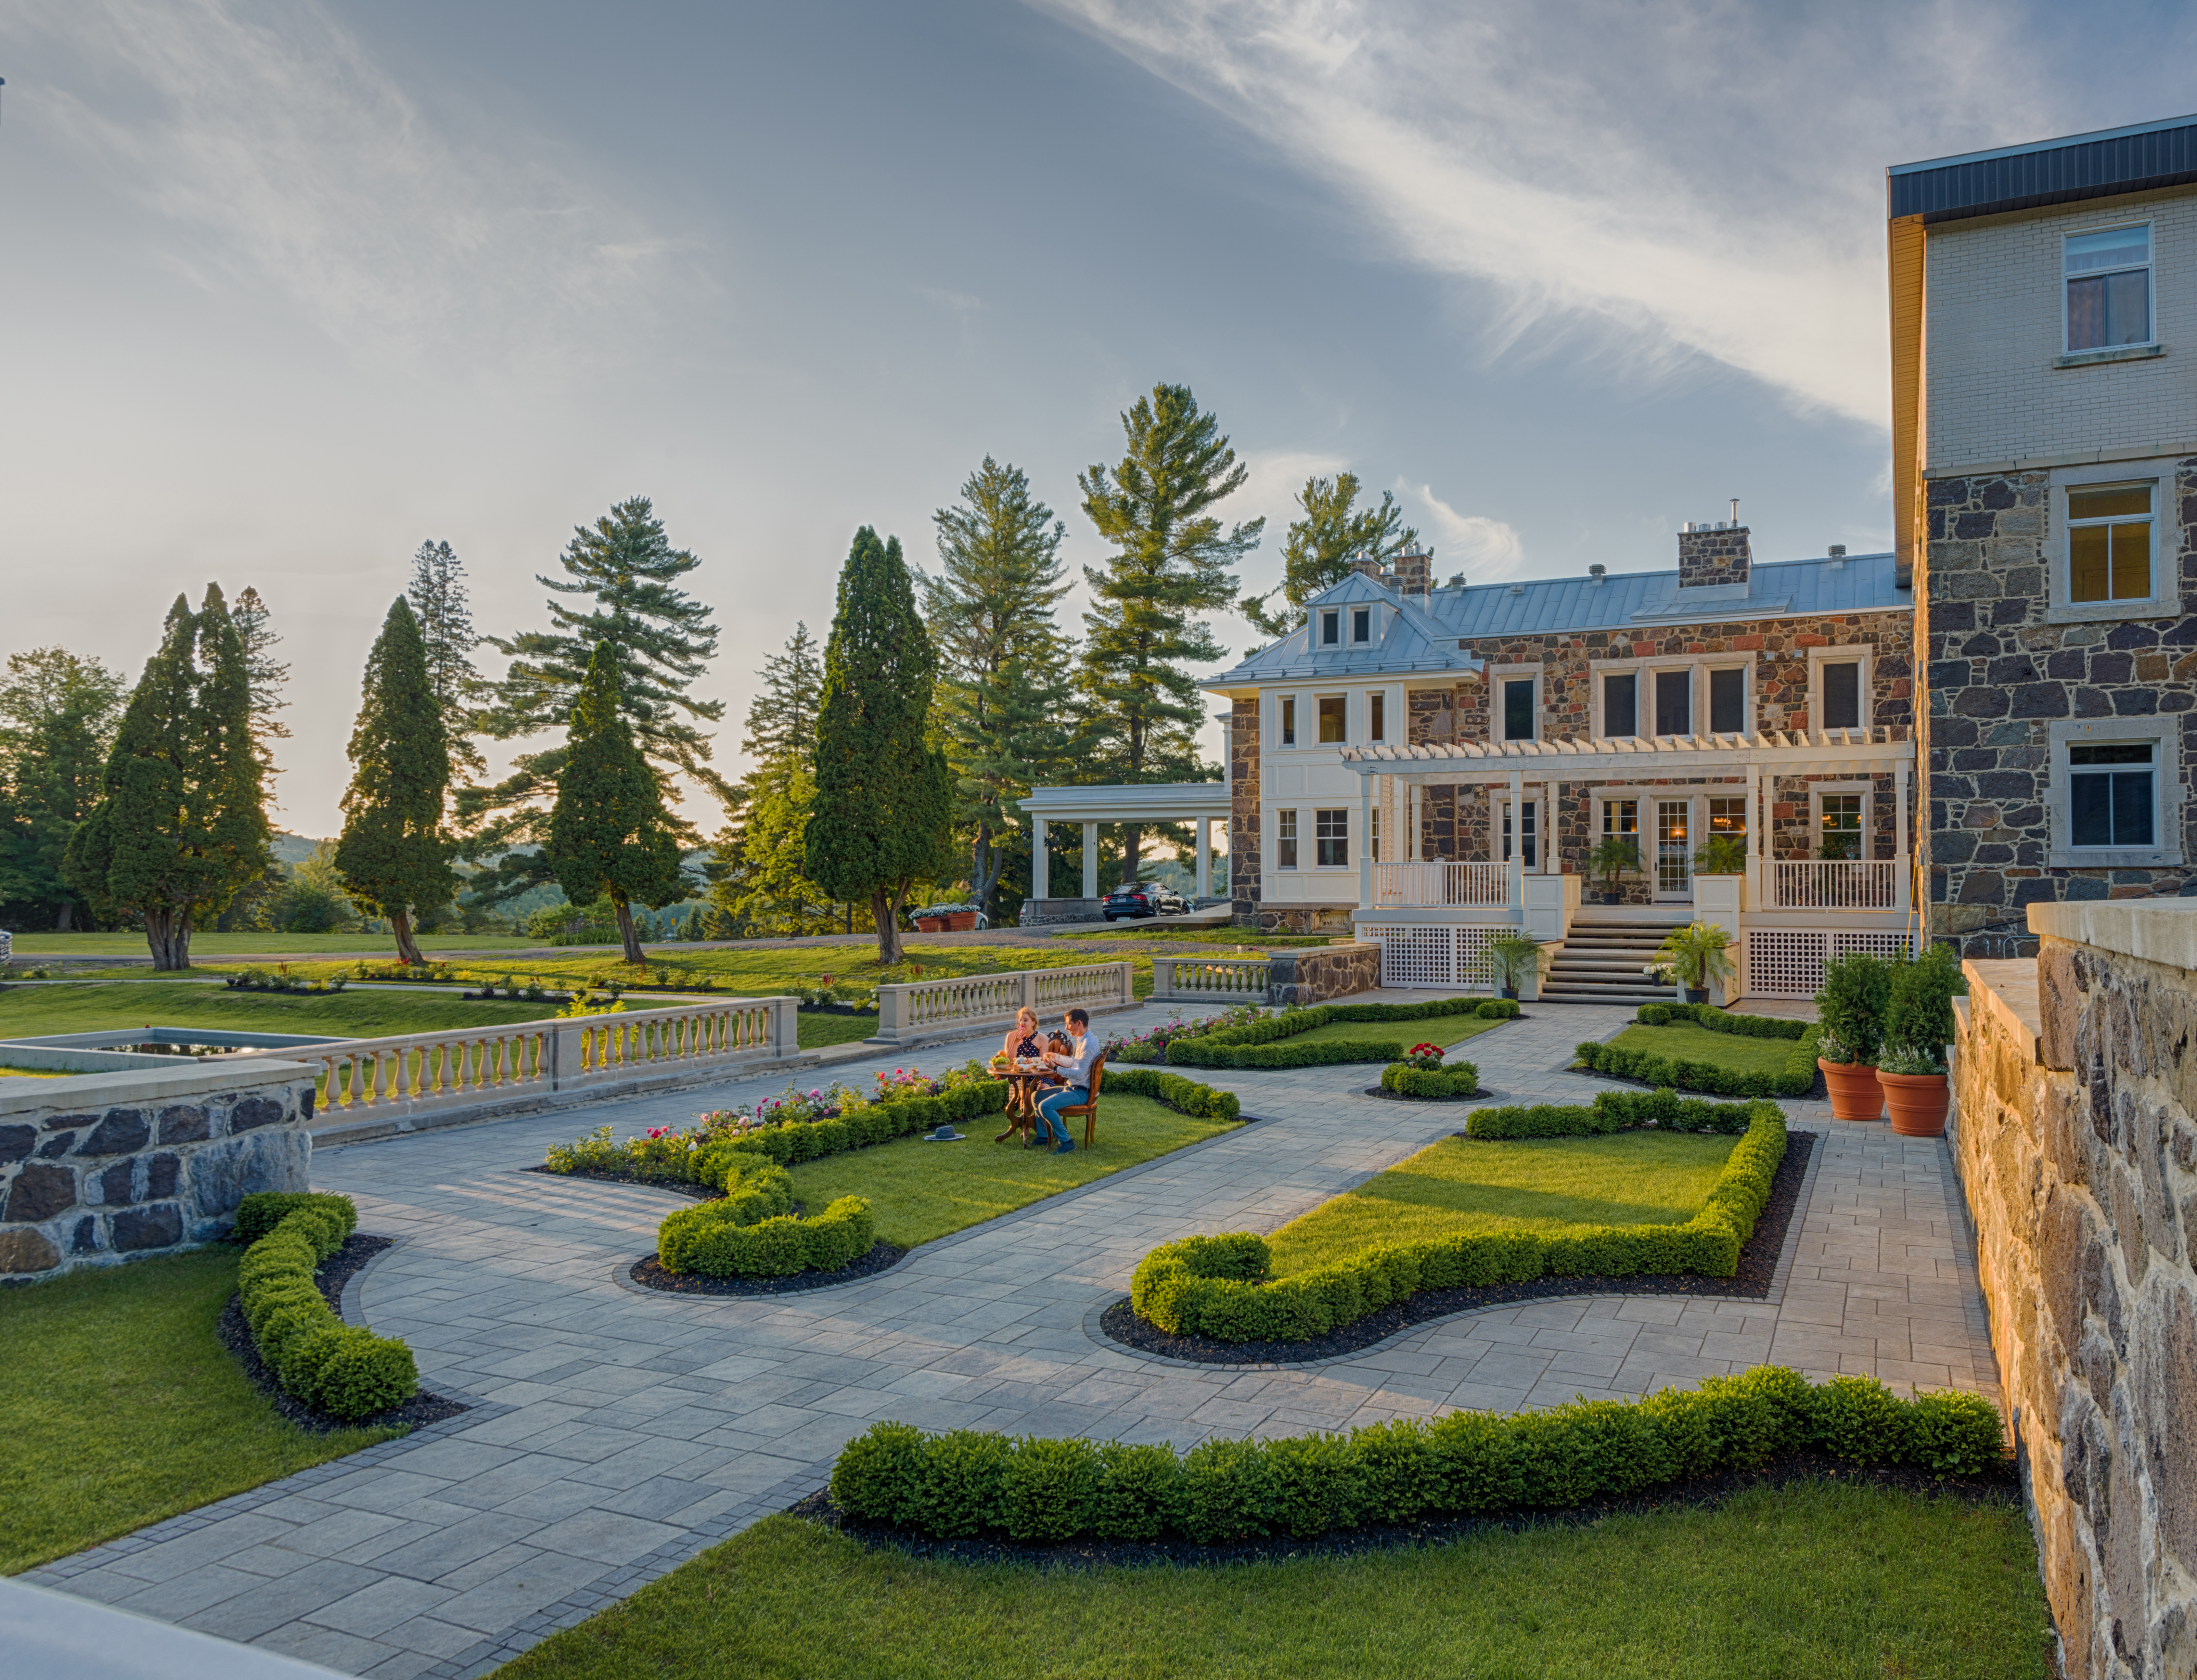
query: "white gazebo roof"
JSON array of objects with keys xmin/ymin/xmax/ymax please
[
  {"xmin": 1017, "ymin": 782, "xmax": 1231, "ymax": 823},
  {"xmin": 1340, "ymin": 726, "xmax": 1915, "ymax": 784}
]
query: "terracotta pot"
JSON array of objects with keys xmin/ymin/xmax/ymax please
[
  {"xmin": 1878, "ymin": 1068, "xmax": 1950, "ymax": 1137},
  {"xmin": 1819, "ymin": 1057, "xmax": 1885, "ymax": 1122}
]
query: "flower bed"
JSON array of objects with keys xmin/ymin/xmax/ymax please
[
  {"xmin": 1103, "ymin": 1003, "xmax": 1270, "ymax": 1065},
  {"xmin": 223, "ymin": 968, "xmax": 348, "ymax": 995},
  {"xmin": 1160, "ymin": 999, "xmax": 1488, "ymax": 1070},
  {"xmin": 1572, "ymin": 1005, "xmax": 1822, "ymax": 1098},
  {"xmin": 1129, "ymin": 1092, "xmax": 1783, "ymax": 1344},
  {"xmin": 827, "ymin": 1365, "xmax": 2005, "ymax": 1545},
  {"xmin": 233, "ymin": 1192, "xmax": 417, "ymax": 1423}
]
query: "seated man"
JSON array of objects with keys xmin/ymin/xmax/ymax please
[{"xmin": 1035, "ymin": 1008, "xmax": 1097, "ymax": 1155}]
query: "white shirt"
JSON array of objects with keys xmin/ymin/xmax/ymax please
[{"xmin": 1052, "ymin": 1033, "xmax": 1099, "ymax": 1088}]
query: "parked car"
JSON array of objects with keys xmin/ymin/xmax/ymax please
[{"xmin": 1101, "ymin": 883, "xmax": 1188, "ymax": 921}]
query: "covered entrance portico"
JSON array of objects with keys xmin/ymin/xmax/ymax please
[{"xmin": 1016, "ymin": 782, "xmax": 1231, "ymax": 926}]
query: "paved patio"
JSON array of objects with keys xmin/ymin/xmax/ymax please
[{"xmin": 27, "ymin": 997, "xmax": 1999, "ymax": 1679}]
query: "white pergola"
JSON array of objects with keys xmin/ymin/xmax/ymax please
[{"xmin": 1018, "ymin": 783, "xmax": 1231, "ymax": 900}]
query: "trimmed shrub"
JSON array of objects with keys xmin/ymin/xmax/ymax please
[
  {"xmin": 233, "ymin": 1192, "xmax": 416, "ymax": 1423},
  {"xmin": 1575, "ymin": 1017, "xmax": 1822, "ymax": 1098},
  {"xmin": 658, "ymin": 1154, "xmax": 873, "ymax": 1279},
  {"xmin": 1633, "ymin": 1002, "xmax": 1809, "ymax": 1039},
  {"xmin": 828, "ymin": 1365, "xmax": 2007, "ymax": 1545},
  {"xmin": 1101, "ymin": 1067, "xmax": 1243, "ymax": 1121},
  {"xmin": 235, "ymin": 1190, "xmax": 357, "ymax": 1249},
  {"xmin": 1475, "ymin": 998, "xmax": 1521, "ymax": 1020},
  {"xmin": 1379, "ymin": 1060, "xmax": 1480, "ymax": 1098},
  {"xmin": 1163, "ymin": 999, "xmax": 1481, "ymax": 1069}
]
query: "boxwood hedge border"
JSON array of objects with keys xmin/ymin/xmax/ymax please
[
  {"xmin": 1571, "ymin": 1004, "xmax": 1822, "ymax": 1098},
  {"xmin": 1159, "ymin": 998, "xmax": 1494, "ymax": 1070}
]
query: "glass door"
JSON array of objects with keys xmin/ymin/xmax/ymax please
[
  {"xmin": 1655, "ymin": 799, "xmax": 1693, "ymax": 898},
  {"xmin": 1500, "ymin": 799, "xmax": 1539, "ymax": 869}
]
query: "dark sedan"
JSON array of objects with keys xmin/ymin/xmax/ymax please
[{"xmin": 1101, "ymin": 883, "xmax": 1188, "ymax": 920}]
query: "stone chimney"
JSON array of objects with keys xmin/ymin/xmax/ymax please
[
  {"xmin": 1391, "ymin": 543, "xmax": 1432, "ymax": 596},
  {"xmin": 1348, "ymin": 557, "xmax": 1391, "ymax": 587},
  {"xmin": 1676, "ymin": 520, "xmax": 1750, "ymax": 589}
]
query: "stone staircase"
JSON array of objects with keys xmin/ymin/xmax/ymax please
[{"xmin": 1541, "ymin": 916, "xmax": 1689, "ymax": 1006}]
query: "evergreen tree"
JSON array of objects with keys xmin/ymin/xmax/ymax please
[
  {"xmin": 742, "ymin": 622, "xmax": 824, "ymax": 768},
  {"xmin": 714, "ymin": 758, "xmax": 840, "ymax": 937},
  {"xmin": 0, "ymin": 648, "xmax": 128, "ymax": 928},
  {"xmin": 64, "ymin": 587, "xmax": 273, "ymax": 969},
  {"xmin": 334, "ymin": 598, "xmax": 455, "ymax": 965},
  {"xmin": 1077, "ymin": 383, "xmax": 1261, "ymax": 885},
  {"xmin": 549, "ymin": 643, "xmax": 690, "ymax": 966},
  {"xmin": 805, "ymin": 527, "xmax": 955, "ymax": 964},
  {"xmin": 1239, "ymin": 473, "xmax": 1420, "ymax": 640},
  {"xmin": 407, "ymin": 539, "xmax": 485, "ymax": 778},
  {"xmin": 921, "ymin": 457, "xmax": 1082, "ymax": 920},
  {"xmin": 230, "ymin": 586, "xmax": 291, "ymax": 781}
]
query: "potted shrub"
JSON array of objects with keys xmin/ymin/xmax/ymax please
[
  {"xmin": 1485, "ymin": 932, "xmax": 1547, "ymax": 1000},
  {"xmin": 1814, "ymin": 950, "xmax": 1892, "ymax": 1121},
  {"xmin": 1691, "ymin": 834, "xmax": 1748, "ymax": 876},
  {"xmin": 1877, "ymin": 945, "xmax": 1964, "ymax": 1136},
  {"xmin": 1586, "ymin": 836, "xmax": 1640, "ymax": 907},
  {"xmin": 1654, "ymin": 921, "xmax": 1732, "ymax": 1005}
]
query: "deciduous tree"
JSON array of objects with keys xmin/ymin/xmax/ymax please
[{"xmin": 334, "ymin": 598, "xmax": 455, "ymax": 965}]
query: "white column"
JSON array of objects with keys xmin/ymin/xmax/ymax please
[
  {"xmin": 1408, "ymin": 784, "xmax": 1422, "ymax": 862},
  {"xmin": 1357, "ymin": 778, "xmax": 1374, "ymax": 908},
  {"xmin": 1033, "ymin": 817, "xmax": 1049, "ymax": 903},
  {"xmin": 1538, "ymin": 781, "xmax": 1553, "ymax": 873},
  {"xmin": 1896, "ymin": 761, "xmax": 1911, "ymax": 911},
  {"xmin": 1507, "ymin": 769, "xmax": 1526, "ymax": 911},
  {"xmin": 1746, "ymin": 766, "xmax": 1763, "ymax": 908},
  {"xmin": 1194, "ymin": 817, "xmax": 1210, "ymax": 900},
  {"xmin": 1081, "ymin": 822, "xmax": 1098, "ymax": 901}
]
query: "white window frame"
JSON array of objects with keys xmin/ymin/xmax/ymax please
[
  {"xmin": 1318, "ymin": 609, "xmax": 1341, "ymax": 647},
  {"xmin": 1351, "ymin": 606, "xmax": 1372, "ymax": 644},
  {"xmin": 1277, "ymin": 692, "xmax": 1297, "ymax": 748},
  {"xmin": 1274, "ymin": 807, "xmax": 1299, "ymax": 870},
  {"xmin": 1367, "ymin": 689, "xmax": 1388, "ymax": 744},
  {"xmin": 2048, "ymin": 464, "xmax": 2174, "ymax": 624},
  {"xmin": 2047, "ymin": 717, "xmax": 2182, "ymax": 867},
  {"xmin": 1809, "ymin": 781, "xmax": 1874, "ymax": 860},
  {"xmin": 1704, "ymin": 661, "xmax": 1752, "ymax": 736},
  {"xmin": 1646, "ymin": 663, "xmax": 1699, "ymax": 740},
  {"xmin": 1487, "ymin": 663, "xmax": 1543, "ymax": 744},
  {"xmin": 1594, "ymin": 665, "xmax": 1643, "ymax": 741},
  {"xmin": 1312, "ymin": 806, "xmax": 1351, "ymax": 870},
  {"xmin": 1314, "ymin": 692, "xmax": 1349, "ymax": 746},
  {"xmin": 1807, "ymin": 646, "xmax": 1872, "ymax": 733},
  {"xmin": 2062, "ymin": 220, "xmax": 2154, "ymax": 356}
]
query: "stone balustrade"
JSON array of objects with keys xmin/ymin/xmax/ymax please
[
  {"xmin": 1151, "ymin": 957, "xmax": 1271, "ymax": 1001},
  {"xmin": 872, "ymin": 964, "xmax": 1136, "ymax": 1044}
]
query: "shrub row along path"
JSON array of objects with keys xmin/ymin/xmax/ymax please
[{"xmin": 30, "ymin": 997, "xmax": 2002, "ymax": 1680}]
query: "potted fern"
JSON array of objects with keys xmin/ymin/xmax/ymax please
[
  {"xmin": 1587, "ymin": 836, "xmax": 1640, "ymax": 906},
  {"xmin": 1814, "ymin": 950, "xmax": 1892, "ymax": 1121},
  {"xmin": 1654, "ymin": 922, "xmax": 1732, "ymax": 1005},
  {"xmin": 1485, "ymin": 932, "xmax": 1547, "ymax": 1000},
  {"xmin": 1692, "ymin": 834, "xmax": 1748, "ymax": 876},
  {"xmin": 1877, "ymin": 945, "xmax": 1964, "ymax": 1136}
]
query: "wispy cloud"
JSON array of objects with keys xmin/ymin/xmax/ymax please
[
  {"xmin": 1029, "ymin": 0, "xmax": 2067, "ymax": 429},
  {"xmin": 9, "ymin": 0, "xmax": 697, "ymax": 361},
  {"xmin": 1407, "ymin": 482, "xmax": 1524, "ymax": 580}
]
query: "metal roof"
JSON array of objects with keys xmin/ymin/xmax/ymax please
[
  {"xmin": 1889, "ymin": 113, "xmax": 2197, "ymax": 223},
  {"xmin": 1204, "ymin": 550, "xmax": 1905, "ymax": 691}
]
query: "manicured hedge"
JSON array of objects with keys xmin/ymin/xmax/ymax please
[
  {"xmin": 829, "ymin": 1366, "xmax": 2006, "ymax": 1543},
  {"xmin": 1379, "ymin": 1060, "xmax": 1481, "ymax": 1098},
  {"xmin": 1129, "ymin": 1100, "xmax": 1784, "ymax": 1344},
  {"xmin": 1474, "ymin": 999, "xmax": 1521, "ymax": 1020},
  {"xmin": 1463, "ymin": 1087, "xmax": 1759, "ymax": 1139},
  {"xmin": 1102, "ymin": 1067, "xmax": 1243, "ymax": 1121},
  {"xmin": 1573, "ymin": 1016, "xmax": 1822, "ymax": 1098},
  {"xmin": 1164, "ymin": 999, "xmax": 1483, "ymax": 1070},
  {"xmin": 234, "ymin": 1191, "xmax": 418, "ymax": 1423},
  {"xmin": 698, "ymin": 1082, "xmax": 1008, "ymax": 1175}
]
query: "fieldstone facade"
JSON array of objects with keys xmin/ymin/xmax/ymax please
[
  {"xmin": 1267, "ymin": 943, "xmax": 1381, "ymax": 1006},
  {"xmin": 1677, "ymin": 524, "xmax": 1753, "ymax": 589},
  {"xmin": 1229, "ymin": 697, "xmax": 1261, "ymax": 924},
  {"xmin": 1921, "ymin": 464, "xmax": 2197, "ymax": 959},
  {"xmin": 0, "ymin": 1064, "xmax": 314, "ymax": 1282}
]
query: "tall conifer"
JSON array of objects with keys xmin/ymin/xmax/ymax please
[
  {"xmin": 805, "ymin": 527, "xmax": 954, "ymax": 964},
  {"xmin": 1239, "ymin": 474, "xmax": 1419, "ymax": 640},
  {"xmin": 334, "ymin": 598, "xmax": 455, "ymax": 965},
  {"xmin": 407, "ymin": 539, "xmax": 485, "ymax": 778},
  {"xmin": 549, "ymin": 644, "xmax": 689, "ymax": 966}
]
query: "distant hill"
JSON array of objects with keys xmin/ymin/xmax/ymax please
[{"xmin": 270, "ymin": 833, "xmax": 329, "ymax": 866}]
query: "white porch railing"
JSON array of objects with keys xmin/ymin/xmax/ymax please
[
  {"xmin": 873, "ymin": 963, "xmax": 1136, "ymax": 1043},
  {"xmin": 1767, "ymin": 859, "xmax": 1900, "ymax": 910},
  {"xmin": 1372, "ymin": 861, "xmax": 1510, "ymax": 908},
  {"xmin": 1151, "ymin": 957, "xmax": 1270, "ymax": 1001}
]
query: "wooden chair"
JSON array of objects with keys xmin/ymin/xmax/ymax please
[{"xmin": 1052, "ymin": 1056, "xmax": 1106, "ymax": 1150}]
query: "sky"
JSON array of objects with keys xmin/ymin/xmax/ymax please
[{"xmin": 4, "ymin": 0, "xmax": 2194, "ymax": 838}]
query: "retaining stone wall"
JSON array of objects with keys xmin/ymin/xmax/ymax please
[
  {"xmin": 1267, "ymin": 943, "xmax": 1380, "ymax": 1007},
  {"xmin": 1953, "ymin": 938, "xmax": 2197, "ymax": 1677},
  {"xmin": 0, "ymin": 1064, "xmax": 313, "ymax": 1282}
]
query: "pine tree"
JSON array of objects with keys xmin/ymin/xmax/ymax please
[
  {"xmin": 922, "ymin": 457, "xmax": 1082, "ymax": 920},
  {"xmin": 1239, "ymin": 473, "xmax": 1420, "ymax": 640},
  {"xmin": 0, "ymin": 648, "xmax": 128, "ymax": 928},
  {"xmin": 334, "ymin": 598, "xmax": 455, "ymax": 966},
  {"xmin": 1078, "ymin": 383, "xmax": 1262, "ymax": 885},
  {"xmin": 64, "ymin": 587, "xmax": 273, "ymax": 969},
  {"xmin": 805, "ymin": 527, "xmax": 956, "ymax": 964},
  {"xmin": 742, "ymin": 622, "xmax": 824, "ymax": 768},
  {"xmin": 705, "ymin": 623, "xmax": 835, "ymax": 936},
  {"xmin": 230, "ymin": 585, "xmax": 291, "ymax": 784},
  {"xmin": 549, "ymin": 643, "xmax": 690, "ymax": 966},
  {"xmin": 407, "ymin": 539, "xmax": 485, "ymax": 778}
]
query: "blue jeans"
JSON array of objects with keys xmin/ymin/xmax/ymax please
[{"xmin": 1036, "ymin": 1086, "xmax": 1087, "ymax": 1146}]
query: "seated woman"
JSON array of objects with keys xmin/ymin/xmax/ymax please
[
  {"xmin": 1001, "ymin": 1006, "xmax": 1044, "ymax": 1071},
  {"xmin": 1034, "ymin": 1008, "xmax": 1098, "ymax": 1155}
]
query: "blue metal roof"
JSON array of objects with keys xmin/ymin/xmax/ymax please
[
  {"xmin": 1889, "ymin": 113, "xmax": 2197, "ymax": 223},
  {"xmin": 1205, "ymin": 550, "xmax": 1905, "ymax": 690}
]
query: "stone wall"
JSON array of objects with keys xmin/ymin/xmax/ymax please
[
  {"xmin": 0, "ymin": 1062, "xmax": 314, "ymax": 1282},
  {"xmin": 1951, "ymin": 901, "xmax": 2197, "ymax": 1678},
  {"xmin": 1229, "ymin": 697, "xmax": 1261, "ymax": 925},
  {"xmin": 1921, "ymin": 465, "xmax": 2197, "ymax": 959},
  {"xmin": 1677, "ymin": 524, "xmax": 1751, "ymax": 590},
  {"xmin": 1267, "ymin": 942, "xmax": 1380, "ymax": 1007}
]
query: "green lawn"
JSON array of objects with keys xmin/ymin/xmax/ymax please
[
  {"xmin": 495, "ymin": 1489, "xmax": 2050, "ymax": 1680},
  {"xmin": 797, "ymin": 1011, "xmax": 883, "ymax": 1050},
  {"xmin": 0, "ymin": 982, "xmax": 555, "ymax": 1041},
  {"xmin": 1604, "ymin": 1022, "xmax": 1802, "ymax": 1077},
  {"xmin": 9, "ymin": 931, "xmax": 545, "ymax": 958},
  {"xmin": 0, "ymin": 1066, "xmax": 69, "ymax": 1078},
  {"xmin": 0, "ymin": 1248, "xmax": 397, "ymax": 1575},
  {"xmin": 788, "ymin": 1093, "xmax": 1237, "ymax": 1248},
  {"xmin": 1267, "ymin": 1131, "xmax": 1737, "ymax": 1277},
  {"xmin": 1277, "ymin": 1014, "xmax": 1503, "ymax": 1054}
]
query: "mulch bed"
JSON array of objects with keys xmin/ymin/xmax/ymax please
[
  {"xmin": 785, "ymin": 1442, "xmax": 2017, "ymax": 1572},
  {"xmin": 1359, "ymin": 1085, "xmax": 1507, "ymax": 1105},
  {"xmin": 628, "ymin": 1242, "xmax": 907, "ymax": 1296},
  {"xmin": 1099, "ymin": 1130, "xmax": 1819, "ymax": 1366},
  {"xmin": 219, "ymin": 1233, "xmax": 470, "ymax": 1434}
]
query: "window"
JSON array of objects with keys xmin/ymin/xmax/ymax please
[
  {"xmin": 1820, "ymin": 661, "xmax": 1861, "ymax": 730},
  {"xmin": 1351, "ymin": 607, "xmax": 1371, "ymax": 643},
  {"xmin": 1820, "ymin": 793, "xmax": 1864, "ymax": 861},
  {"xmin": 1708, "ymin": 667, "xmax": 1747, "ymax": 734},
  {"xmin": 1371, "ymin": 806, "xmax": 1382, "ymax": 862},
  {"xmin": 1654, "ymin": 669, "xmax": 1691, "ymax": 736},
  {"xmin": 1602, "ymin": 671, "xmax": 1637, "ymax": 738},
  {"xmin": 1276, "ymin": 809, "xmax": 1298, "ymax": 869},
  {"xmin": 1280, "ymin": 696, "xmax": 1296, "ymax": 746},
  {"xmin": 2068, "ymin": 484, "xmax": 2153, "ymax": 604},
  {"xmin": 1315, "ymin": 808, "xmax": 1348, "ymax": 867},
  {"xmin": 1500, "ymin": 799, "xmax": 1538, "ymax": 868},
  {"xmin": 1603, "ymin": 798, "xmax": 1639, "ymax": 840},
  {"xmin": 1320, "ymin": 611, "xmax": 1340, "ymax": 646},
  {"xmin": 2070, "ymin": 743, "xmax": 2155, "ymax": 848},
  {"xmin": 1318, "ymin": 696, "xmax": 1347, "ymax": 743},
  {"xmin": 1368, "ymin": 692, "xmax": 1386, "ymax": 742},
  {"xmin": 1708, "ymin": 796, "xmax": 1747, "ymax": 841},
  {"xmin": 1502, "ymin": 678, "xmax": 1536, "ymax": 741},
  {"xmin": 2066, "ymin": 225, "xmax": 2151, "ymax": 352}
]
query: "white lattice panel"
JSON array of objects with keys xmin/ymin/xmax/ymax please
[
  {"xmin": 1747, "ymin": 930, "xmax": 1827, "ymax": 998},
  {"xmin": 1833, "ymin": 931, "xmax": 1918, "ymax": 963},
  {"xmin": 1369, "ymin": 926, "xmax": 1454, "ymax": 987},
  {"xmin": 1454, "ymin": 927, "xmax": 1499, "ymax": 991}
]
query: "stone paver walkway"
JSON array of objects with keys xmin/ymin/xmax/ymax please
[{"xmin": 29, "ymin": 999, "xmax": 2000, "ymax": 1679}]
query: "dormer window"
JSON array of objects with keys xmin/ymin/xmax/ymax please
[
  {"xmin": 1320, "ymin": 611, "xmax": 1340, "ymax": 646},
  {"xmin": 1351, "ymin": 607, "xmax": 1371, "ymax": 643}
]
